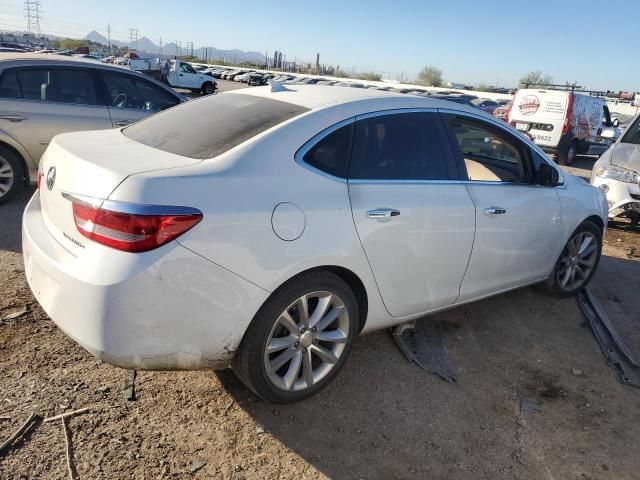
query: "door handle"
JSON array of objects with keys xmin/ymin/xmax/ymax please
[
  {"xmin": 0, "ymin": 113, "xmax": 28, "ymax": 122},
  {"xmin": 179, "ymin": 73, "xmax": 184, "ymax": 76},
  {"xmin": 484, "ymin": 207, "xmax": 507, "ymax": 215},
  {"xmin": 114, "ymin": 120, "xmax": 133, "ymax": 126},
  {"xmin": 367, "ymin": 208, "xmax": 401, "ymax": 220}
]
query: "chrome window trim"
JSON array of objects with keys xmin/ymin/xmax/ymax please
[
  {"xmin": 438, "ymin": 107, "xmax": 566, "ymax": 187},
  {"xmin": 61, "ymin": 192, "xmax": 202, "ymax": 216},
  {"xmin": 294, "ymin": 117, "xmax": 355, "ymax": 183},
  {"xmin": 355, "ymin": 107, "xmax": 439, "ymax": 120}
]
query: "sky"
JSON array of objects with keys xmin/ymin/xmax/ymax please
[{"xmin": 0, "ymin": 0, "xmax": 637, "ymax": 91}]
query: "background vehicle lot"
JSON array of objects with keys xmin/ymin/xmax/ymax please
[{"xmin": 1, "ymin": 82, "xmax": 640, "ymax": 479}]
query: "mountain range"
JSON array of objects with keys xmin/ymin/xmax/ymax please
[{"xmin": 84, "ymin": 30, "xmax": 265, "ymax": 64}]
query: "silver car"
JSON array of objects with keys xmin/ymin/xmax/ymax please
[{"xmin": 0, "ymin": 53, "xmax": 184, "ymax": 203}]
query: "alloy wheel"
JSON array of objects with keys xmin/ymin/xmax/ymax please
[
  {"xmin": 0, "ymin": 156, "xmax": 14, "ymax": 198},
  {"xmin": 263, "ymin": 291, "xmax": 350, "ymax": 392},
  {"xmin": 556, "ymin": 231, "xmax": 597, "ymax": 291}
]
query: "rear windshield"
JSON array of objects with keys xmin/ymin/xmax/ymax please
[{"xmin": 123, "ymin": 93, "xmax": 309, "ymax": 159}]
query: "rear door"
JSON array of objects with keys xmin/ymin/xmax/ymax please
[
  {"xmin": 348, "ymin": 110, "xmax": 476, "ymax": 317},
  {"xmin": 440, "ymin": 111, "xmax": 564, "ymax": 301},
  {"xmin": 0, "ymin": 66, "xmax": 112, "ymax": 164},
  {"xmin": 98, "ymin": 70, "xmax": 181, "ymax": 127}
]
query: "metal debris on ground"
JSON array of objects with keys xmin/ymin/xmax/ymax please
[
  {"xmin": 391, "ymin": 320, "xmax": 457, "ymax": 383},
  {"xmin": 123, "ymin": 370, "xmax": 137, "ymax": 401},
  {"xmin": 2, "ymin": 307, "xmax": 28, "ymax": 320},
  {"xmin": 189, "ymin": 458, "xmax": 207, "ymax": 473},
  {"xmin": 0, "ymin": 412, "xmax": 40, "ymax": 456},
  {"xmin": 577, "ymin": 286, "xmax": 640, "ymax": 388},
  {"xmin": 520, "ymin": 397, "xmax": 543, "ymax": 415}
]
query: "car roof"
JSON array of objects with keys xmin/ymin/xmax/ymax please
[
  {"xmin": 0, "ymin": 52, "xmax": 133, "ymax": 73},
  {"xmin": 226, "ymin": 84, "xmax": 491, "ymax": 118}
]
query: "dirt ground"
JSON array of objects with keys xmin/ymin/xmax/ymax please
[{"xmin": 2, "ymin": 91, "xmax": 640, "ymax": 479}]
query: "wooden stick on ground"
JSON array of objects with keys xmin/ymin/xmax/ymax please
[
  {"xmin": 44, "ymin": 407, "xmax": 92, "ymax": 423},
  {"xmin": 61, "ymin": 416, "xmax": 78, "ymax": 480},
  {"xmin": 0, "ymin": 412, "xmax": 39, "ymax": 455}
]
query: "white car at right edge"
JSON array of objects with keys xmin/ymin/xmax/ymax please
[
  {"xmin": 591, "ymin": 113, "xmax": 640, "ymax": 223},
  {"xmin": 23, "ymin": 85, "xmax": 608, "ymax": 403}
]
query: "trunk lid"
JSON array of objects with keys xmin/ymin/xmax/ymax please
[{"xmin": 38, "ymin": 128, "xmax": 202, "ymax": 255}]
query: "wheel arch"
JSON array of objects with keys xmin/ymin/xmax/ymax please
[
  {"xmin": 0, "ymin": 139, "xmax": 32, "ymax": 184},
  {"xmin": 263, "ymin": 265, "xmax": 369, "ymax": 333},
  {"xmin": 583, "ymin": 214, "xmax": 604, "ymax": 232}
]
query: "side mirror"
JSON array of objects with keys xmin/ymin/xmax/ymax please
[
  {"xmin": 538, "ymin": 163, "xmax": 560, "ymax": 187},
  {"xmin": 600, "ymin": 127, "xmax": 616, "ymax": 139},
  {"xmin": 612, "ymin": 118, "xmax": 620, "ymax": 128}
]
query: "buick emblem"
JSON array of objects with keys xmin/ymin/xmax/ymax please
[{"xmin": 46, "ymin": 166, "xmax": 56, "ymax": 191}]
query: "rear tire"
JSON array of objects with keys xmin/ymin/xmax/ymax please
[
  {"xmin": 0, "ymin": 146, "xmax": 24, "ymax": 205},
  {"xmin": 558, "ymin": 140, "xmax": 578, "ymax": 166},
  {"xmin": 233, "ymin": 270, "xmax": 359, "ymax": 404},
  {"xmin": 542, "ymin": 220, "xmax": 602, "ymax": 298}
]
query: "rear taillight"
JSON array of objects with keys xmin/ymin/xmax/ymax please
[
  {"xmin": 70, "ymin": 199, "xmax": 202, "ymax": 252},
  {"xmin": 562, "ymin": 93, "xmax": 575, "ymax": 134}
]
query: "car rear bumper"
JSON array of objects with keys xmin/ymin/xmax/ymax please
[{"xmin": 22, "ymin": 191, "xmax": 269, "ymax": 370}]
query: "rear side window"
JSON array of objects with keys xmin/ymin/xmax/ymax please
[
  {"xmin": 302, "ymin": 122, "xmax": 353, "ymax": 178},
  {"xmin": 349, "ymin": 112, "xmax": 450, "ymax": 180},
  {"xmin": 0, "ymin": 68, "xmax": 97, "ymax": 105},
  {"xmin": 124, "ymin": 94, "xmax": 309, "ymax": 159},
  {"xmin": 0, "ymin": 70, "xmax": 21, "ymax": 98}
]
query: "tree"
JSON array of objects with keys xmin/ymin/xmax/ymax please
[
  {"xmin": 519, "ymin": 71, "xmax": 553, "ymax": 87},
  {"xmin": 416, "ymin": 65, "xmax": 443, "ymax": 87},
  {"xmin": 357, "ymin": 71, "xmax": 382, "ymax": 81}
]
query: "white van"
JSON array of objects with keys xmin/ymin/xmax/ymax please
[{"xmin": 509, "ymin": 87, "xmax": 614, "ymax": 165}]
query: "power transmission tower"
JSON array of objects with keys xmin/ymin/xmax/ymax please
[
  {"xmin": 186, "ymin": 41, "xmax": 193, "ymax": 57},
  {"xmin": 129, "ymin": 28, "xmax": 138, "ymax": 51},
  {"xmin": 159, "ymin": 37, "xmax": 163, "ymax": 56},
  {"xmin": 24, "ymin": 1, "xmax": 42, "ymax": 36},
  {"xmin": 107, "ymin": 23, "xmax": 111, "ymax": 52},
  {"xmin": 176, "ymin": 41, "xmax": 182, "ymax": 56}
]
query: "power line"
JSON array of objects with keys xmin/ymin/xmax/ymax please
[
  {"xmin": 23, "ymin": 0, "xmax": 41, "ymax": 36},
  {"xmin": 128, "ymin": 27, "xmax": 138, "ymax": 51}
]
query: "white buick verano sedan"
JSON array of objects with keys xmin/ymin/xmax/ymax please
[{"xmin": 23, "ymin": 85, "xmax": 608, "ymax": 403}]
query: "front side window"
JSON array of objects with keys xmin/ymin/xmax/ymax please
[
  {"xmin": 349, "ymin": 112, "xmax": 450, "ymax": 180},
  {"xmin": 447, "ymin": 117, "xmax": 528, "ymax": 183},
  {"xmin": 180, "ymin": 63, "xmax": 196, "ymax": 74},
  {"xmin": 102, "ymin": 72, "xmax": 179, "ymax": 111},
  {"xmin": 124, "ymin": 93, "xmax": 309, "ymax": 159},
  {"xmin": 302, "ymin": 122, "xmax": 353, "ymax": 178},
  {"xmin": 621, "ymin": 116, "xmax": 640, "ymax": 145}
]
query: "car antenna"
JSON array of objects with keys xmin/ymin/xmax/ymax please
[{"xmin": 269, "ymin": 79, "xmax": 293, "ymax": 92}]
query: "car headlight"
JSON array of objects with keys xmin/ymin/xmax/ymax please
[{"xmin": 595, "ymin": 164, "xmax": 640, "ymax": 184}]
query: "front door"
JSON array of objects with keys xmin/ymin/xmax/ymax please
[
  {"xmin": 0, "ymin": 67, "xmax": 112, "ymax": 164},
  {"xmin": 440, "ymin": 113, "xmax": 564, "ymax": 302},
  {"xmin": 348, "ymin": 111, "xmax": 476, "ymax": 317}
]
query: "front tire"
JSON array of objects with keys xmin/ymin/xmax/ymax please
[
  {"xmin": 543, "ymin": 220, "xmax": 602, "ymax": 298},
  {"xmin": 201, "ymin": 82, "xmax": 215, "ymax": 95},
  {"xmin": 233, "ymin": 270, "xmax": 359, "ymax": 403},
  {"xmin": 0, "ymin": 146, "xmax": 24, "ymax": 205}
]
